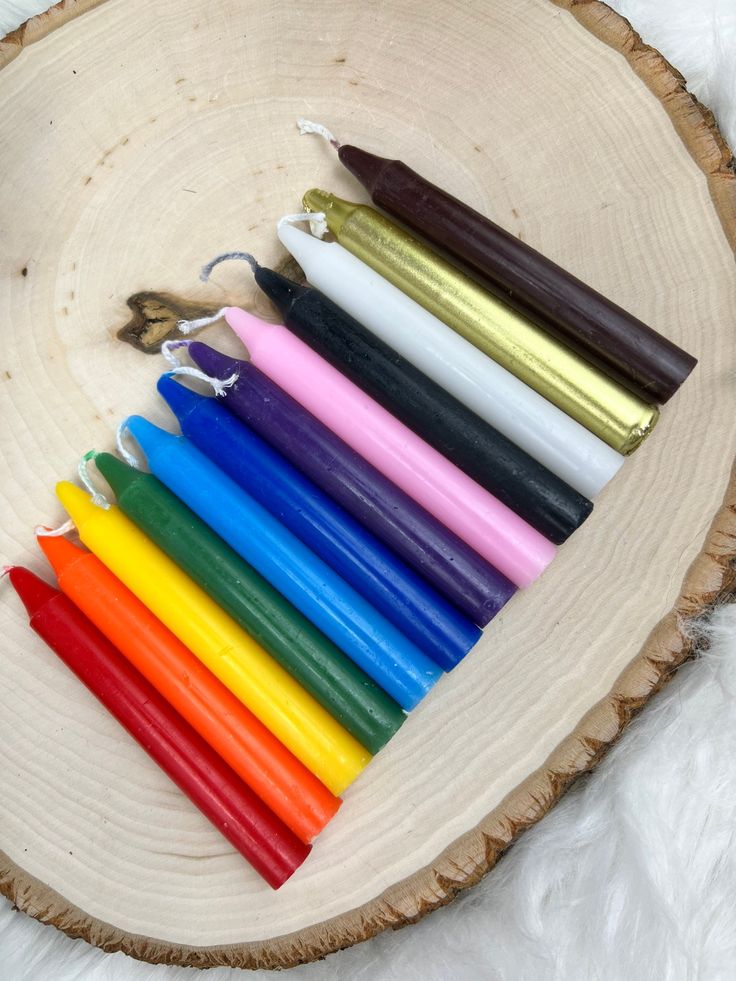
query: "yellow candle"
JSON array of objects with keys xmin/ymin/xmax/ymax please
[{"xmin": 56, "ymin": 482, "xmax": 370, "ymax": 795}]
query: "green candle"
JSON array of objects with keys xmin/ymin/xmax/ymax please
[{"xmin": 94, "ymin": 452, "xmax": 405, "ymax": 754}]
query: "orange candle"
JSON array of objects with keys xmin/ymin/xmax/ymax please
[{"xmin": 38, "ymin": 533, "xmax": 340, "ymax": 843}]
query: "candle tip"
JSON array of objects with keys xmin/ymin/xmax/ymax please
[
  {"xmin": 5, "ymin": 567, "xmax": 59, "ymax": 619},
  {"xmin": 188, "ymin": 342, "xmax": 244, "ymax": 382},
  {"xmin": 302, "ymin": 189, "xmax": 351, "ymax": 237},
  {"xmin": 158, "ymin": 372, "xmax": 208, "ymax": 422},
  {"xmin": 55, "ymin": 481, "xmax": 99, "ymax": 529},
  {"xmin": 94, "ymin": 451, "xmax": 145, "ymax": 500},
  {"xmin": 124, "ymin": 416, "xmax": 178, "ymax": 466},
  {"xmin": 221, "ymin": 306, "xmax": 272, "ymax": 351},
  {"xmin": 36, "ymin": 530, "xmax": 84, "ymax": 576},
  {"xmin": 302, "ymin": 187, "xmax": 330, "ymax": 212}
]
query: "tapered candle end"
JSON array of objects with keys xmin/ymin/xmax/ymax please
[
  {"xmin": 56, "ymin": 481, "xmax": 99, "ymax": 528},
  {"xmin": 125, "ymin": 416, "xmax": 177, "ymax": 464},
  {"xmin": 94, "ymin": 452, "xmax": 145, "ymax": 501},
  {"xmin": 276, "ymin": 220, "xmax": 316, "ymax": 259},
  {"xmin": 188, "ymin": 342, "xmax": 245, "ymax": 381},
  {"xmin": 253, "ymin": 266, "xmax": 306, "ymax": 321},
  {"xmin": 7, "ymin": 566, "xmax": 59, "ymax": 619},
  {"xmin": 302, "ymin": 189, "xmax": 352, "ymax": 237},
  {"xmin": 336, "ymin": 145, "xmax": 390, "ymax": 194},
  {"xmin": 157, "ymin": 373, "xmax": 208, "ymax": 425},
  {"xmin": 223, "ymin": 307, "xmax": 272, "ymax": 351},
  {"xmin": 36, "ymin": 531, "xmax": 85, "ymax": 578}
]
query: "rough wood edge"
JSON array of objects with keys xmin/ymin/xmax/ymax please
[
  {"xmin": 553, "ymin": 0, "xmax": 736, "ymax": 252},
  {"xmin": 2, "ymin": 0, "xmax": 736, "ymax": 970},
  {"xmin": 0, "ymin": 0, "xmax": 106, "ymax": 70}
]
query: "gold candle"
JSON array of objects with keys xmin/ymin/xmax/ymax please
[{"xmin": 302, "ymin": 189, "xmax": 658, "ymax": 454}]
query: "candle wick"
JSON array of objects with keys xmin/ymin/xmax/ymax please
[
  {"xmin": 166, "ymin": 366, "xmax": 240, "ymax": 398},
  {"xmin": 177, "ymin": 308, "xmax": 229, "ymax": 335},
  {"xmin": 161, "ymin": 339, "xmax": 191, "ymax": 368},
  {"xmin": 35, "ymin": 519, "xmax": 76, "ymax": 538},
  {"xmin": 78, "ymin": 451, "xmax": 110, "ymax": 509},
  {"xmin": 296, "ymin": 118, "xmax": 340, "ymax": 150},
  {"xmin": 200, "ymin": 253, "xmax": 258, "ymax": 283},
  {"xmin": 278, "ymin": 212, "xmax": 328, "ymax": 240},
  {"xmin": 0, "ymin": 565, "xmax": 13, "ymax": 580},
  {"xmin": 161, "ymin": 339, "xmax": 239, "ymax": 395},
  {"xmin": 116, "ymin": 418, "xmax": 144, "ymax": 472}
]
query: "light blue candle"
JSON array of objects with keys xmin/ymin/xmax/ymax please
[
  {"xmin": 157, "ymin": 375, "xmax": 481, "ymax": 671},
  {"xmin": 123, "ymin": 417, "xmax": 442, "ymax": 710}
]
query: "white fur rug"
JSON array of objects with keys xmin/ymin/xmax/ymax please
[{"xmin": 2, "ymin": 1, "xmax": 735, "ymax": 978}]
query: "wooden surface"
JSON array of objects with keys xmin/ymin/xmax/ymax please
[{"xmin": 1, "ymin": 0, "xmax": 735, "ymax": 969}]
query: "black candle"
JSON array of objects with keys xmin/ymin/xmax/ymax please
[{"xmin": 253, "ymin": 264, "xmax": 592, "ymax": 546}]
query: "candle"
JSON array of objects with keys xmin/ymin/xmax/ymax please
[
  {"xmin": 277, "ymin": 222, "xmax": 624, "ymax": 499},
  {"xmin": 222, "ymin": 308, "xmax": 556, "ymax": 587},
  {"xmin": 6, "ymin": 566, "xmax": 310, "ymax": 888},
  {"xmin": 188, "ymin": 343, "xmax": 515, "ymax": 627},
  {"xmin": 334, "ymin": 142, "xmax": 697, "ymax": 403},
  {"xmin": 94, "ymin": 451, "xmax": 405, "ymax": 753},
  {"xmin": 121, "ymin": 418, "xmax": 442, "ymax": 710},
  {"xmin": 251, "ymin": 259, "xmax": 592, "ymax": 545},
  {"xmin": 157, "ymin": 375, "xmax": 481, "ymax": 670},
  {"xmin": 56, "ymin": 483, "xmax": 370, "ymax": 795},
  {"xmin": 301, "ymin": 190, "xmax": 659, "ymax": 455},
  {"xmin": 36, "ymin": 533, "xmax": 340, "ymax": 843}
]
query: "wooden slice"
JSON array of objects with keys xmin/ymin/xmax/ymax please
[{"xmin": 1, "ymin": 0, "xmax": 735, "ymax": 969}]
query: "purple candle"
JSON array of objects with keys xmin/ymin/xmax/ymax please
[{"xmin": 188, "ymin": 342, "xmax": 516, "ymax": 627}]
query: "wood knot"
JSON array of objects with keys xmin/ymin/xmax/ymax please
[
  {"xmin": 117, "ymin": 255, "xmax": 304, "ymax": 353},
  {"xmin": 117, "ymin": 293, "xmax": 221, "ymax": 354}
]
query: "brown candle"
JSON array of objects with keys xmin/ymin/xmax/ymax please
[{"xmin": 336, "ymin": 143, "xmax": 696, "ymax": 404}]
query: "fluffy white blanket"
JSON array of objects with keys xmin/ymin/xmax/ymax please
[{"xmin": 1, "ymin": 1, "xmax": 735, "ymax": 978}]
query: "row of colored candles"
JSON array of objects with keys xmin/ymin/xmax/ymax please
[{"xmin": 6, "ymin": 123, "xmax": 696, "ymax": 890}]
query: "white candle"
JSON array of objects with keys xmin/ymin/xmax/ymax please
[{"xmin": 277, "ymin": 221, "xmax": 624, "ymax": 499}]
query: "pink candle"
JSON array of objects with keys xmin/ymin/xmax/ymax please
[{"xmin": 224, "ymin": 308, "xmax": 556, "ymax": 587}]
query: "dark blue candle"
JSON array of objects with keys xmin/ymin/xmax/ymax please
[
  {"xmin": 157, "ymin": 375, "xmax": 480, "ymax": 671},
  {"xmin": 188, "ymin": 342, "xmax": 517, "ymax": 626},
  {"xmin": 123, "ymin": 417, "xmax": 442, "ymax": 710}
]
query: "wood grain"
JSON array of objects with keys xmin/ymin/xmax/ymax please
[{"xmin": 1, "ymin": 0, "xmax": 735, "ymax": 968}]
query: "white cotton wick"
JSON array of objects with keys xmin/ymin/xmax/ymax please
[
  {"xmin": 177, "ymin": 307, "xmax": 229, "ymax": 335},
  {"xmin": 116, "ymin": 418, "xmax": 143, "ymax": 471},
  {"xmin": 35, "ymin": 519, "xmax": 76, "ymax": 538},
  {"xmin": 278, "ymin": 211, "xmax": 328, "ymax": 240},
  {"xmin": 161, "ymin": 339, "xmax": 238, "ymax": 395},
  {"xmin": 161, "ymin": 339, "xmax": 191, "ymax": 368},
  {"xmin": 296, "ymin": 118, "xmax": 340, "ymax": 149},
  {"xmin": 77, "ymin": 452, "xmax": 110, "ymax": 509},
  {"xmin": 165, "ymin": 367, "xmax": 239, "ymax": 398},
  {"xmin": 1, "ymin": 565, "xmax": 14, "ymax": 579}
]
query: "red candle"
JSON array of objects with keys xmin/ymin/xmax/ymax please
[
  {"xmin": 6, "ymin": 566, "xmax": 311, "ymax": 889},
  {"xmin": 37, "ymin": 533, "xmax": 340, "ymax": 843}
]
